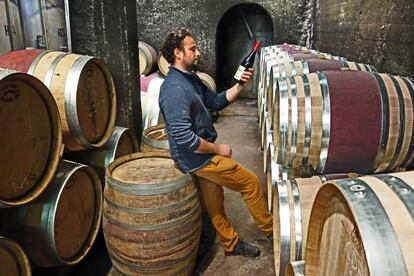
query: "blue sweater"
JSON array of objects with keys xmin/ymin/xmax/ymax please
[{"xmin": 159, "ymin": 67, "xmax": 230, "ymax": 172}]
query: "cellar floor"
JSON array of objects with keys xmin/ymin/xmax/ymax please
[{"xmin": 32, "ymin": 98, "xmax": 274, "ymax": 276}]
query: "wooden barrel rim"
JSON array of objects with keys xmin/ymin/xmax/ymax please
[
  {"xmin": 196, "ymin": 71, "xmax": 216, "ymax": 91},
  {"xmin": 142, "ymin": 124, "xmax": 169, "ymax": 150},
  {"xmin": 273, "ymin": 176, "xmax": 324, "ymax": 275},
  {"xmin": 385, "ymin": 75, "xmax": 407, "ymax": 171},
  {"xmin": 157, "ymin": 53, "xmax": 170, "ymax": 77},
  {"xmin": 401, "ymin": 78, "xmax": 414, "ymax": 166},
  {"xmin": 306, "ymin": 179, "xmax": 409, "ymax": 275},
  {"xmin": 64, "ymin": 56, "xmax": 116, "ymax": 149},
  {"xmin": 0, "ymin": 236, "xmax": 31, "ymax": 276},
  {"xmin": 286, "ymin": 260, "xmax": 305, "ymax": 276},
  {"xmin": 276, "ymin": 77, "xmax": 289, "ymax": 164},
  {"xmin": 272, "ymin": 178, "xmax": 291, "ymax": 275},
  {"xmin": 288, "ymin": 76, "xmax": 298, "ymax": 167},
  {"xmin": 105, "ymin": 152, "xmax": 192, "ymax": 195},
  {"xmin": 104, "ymin": 127, "xmax": 139, "ymax": 166},
  {"xmin": 266, "ymin": 142, "xmax": 277, "ymax": 212},
  {"xmin": 138, "ymin": 42, "xmax": 157, "ymax": 75},
  {"xmin": 36, "ymin": 161, "xmax": 102, "ymax": 265},
  {"xmin": 267, "ymin": 63, "xmax": 280, "ymax": 130},
  {"xmin": 0, "ymin": 71, "xmax": 62, "ymax": 207},
  {"xmin": 27, "ymin": 50, "xmax": 53, "ymax": 75},
  {"xmin": 263, "ymin": 118, "xmax": 273, "ymax": 173}
]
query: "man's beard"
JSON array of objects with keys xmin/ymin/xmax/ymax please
[{"xmin": 187, "ymin": 60, "xmax": 199, "ymax": 72}]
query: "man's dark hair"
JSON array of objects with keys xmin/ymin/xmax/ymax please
[{"xmin": 161, "ymin": 28, "xmax": 192, "ymax": 64}]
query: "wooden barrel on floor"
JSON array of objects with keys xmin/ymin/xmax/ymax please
[
  {"xmin": 265, "ymin": 143, "xmax": 303, "ymax": 210},
  {"xmin": 64, "ymin": 127, "xmax": 139, "ymax": 182},
  {"xmin": 139, "ymin": 41, "xmax": 158, "ymax": 76},
  {"xmin": 141, "ymin": 124, "xmax": 170, "ymax": 152},
  {"xmin": 286, "ymin": 261, "xmax": 305, "ymax": 276},
  {"xmin": 0, "ymin": 160, "xmax": 102, "ymax": 267},
  {"xmin": 0, "ymin": 49, "xmax": 117, "ymax": 151},
  {"xmin": 306, "ymin": 171, "xmax": 414, "ymax": 275},
  {"xmin": 0, "ymin": 236, "xmax": 31, "ymax": 276},
  {"xmin": 0, "ymin": 70, "xmax": 62, "ymax": 207},
  {"xmin": 268, "ymin": 171, "xmax": 355, "ymax": 275},
  {"xmin": 272, "ymin": 70, "xmax": 414, "ymax": 174},
  {"xmin": 103, "ymin": 152, "xmax": 202, "ymax": 275}
]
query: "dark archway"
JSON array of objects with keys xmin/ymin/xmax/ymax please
[{"xmin": 216, "ymin": 3, "xmax": 274, "ymax": 98}]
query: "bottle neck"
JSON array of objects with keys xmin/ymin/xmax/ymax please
[
  {"xmin": 246, "ymin": 41, "xmax": 260, "ymax": 59},
  {"xmin": 252, "ymin": 41, "xmax": 261, "ymax": 51}
]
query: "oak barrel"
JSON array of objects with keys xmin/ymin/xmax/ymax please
[
  {"xmin": 271, "ymin": 175, "xmax": 324, "ymax": 275},
  {"xmin": 141, "ymin": 124, "xmax": 170, "ymax": 152},
  {"xmin": 103, "ymin": 152, "xmax": 202, "ymax": 275},
  {"xmin": 0, "ymin": 160, "xmax": 102, "ymax": 267},
  {"xmin": 265, "ymin": 59, "xmax": 376, "ymax": 131},
  {"xmin": 65, "ymin": 127, "xmax": 139, "ymax": 182},
  {"xmin": 305, "ymin": 171, "xmax": 414, "ymax": 275},
  {"xmin": 140, "ymin": 72, "xmax": 164, "ymax": 132},
  {"xmin": 140, "ymin": 72, "xmax": 159, "ymax": 93},
  {"xmin": 272, "ymin": 70, "xmax": 414, "ymax": 174},
  {"xmin": 286, "ymin": 261, "xmax": 305, "ymax": 276},
  {"xmin": 141, "ymin": 92, "xmax": 164, "ymax": 131},
  {"xmin": 0, "ymin": 236, "xmax": 31, "ymax": 276},
  {"xmin": 0, "ymin": 49, "xmax": 117, "ymax": 151},
  {"xmin": 258, "ymin": 52, "xmax": 292, "ymax": 130},
  {"xmin": 262, "ymin": 113, "xmax": 273, "ymax": 162},
  {"xmin": 196, "ymin": 71, "xmax": 216, "ymax": 91},
  {"xmin": 157, "ymin": 53, "xmax": 170, "ymax": 77},
  {"xmin": 0, "ymin": 69, "xmax": 62, "ymax": 207},
  {"xmin": 138, "ymin": 41, "xmax": 158, "ymax": 76},
  {"xmin": 257, "ymin": 46, "xmax": 282, "ymax": 107}
]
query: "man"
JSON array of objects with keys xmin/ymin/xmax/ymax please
[{"xmin": 159, "ymin": 28, "xmax": 272, "ymax": 258}]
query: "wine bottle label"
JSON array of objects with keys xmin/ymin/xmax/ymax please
[{"xmin": 234, "ymin": 65, "xmax": 246, "ymax": 80}]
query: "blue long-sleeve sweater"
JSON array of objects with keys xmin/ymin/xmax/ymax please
[{"xmin": 159, "ymin": 67, "xmax": 230, "ymax": 172}]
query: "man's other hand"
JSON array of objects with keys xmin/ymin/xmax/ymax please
[{"xmin": 216, "ymin": 144, "xmax": 232, "ymax": 158}]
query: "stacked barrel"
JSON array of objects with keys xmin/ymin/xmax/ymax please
[
  {"xmin": 0, "ymin": 49, "xmax": 136, "ymax": 273},
  {"xmin": 259, "ymin": 43, "xmax": 414, "ymax": 275}
]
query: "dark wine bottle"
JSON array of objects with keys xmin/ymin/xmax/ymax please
[{"xmin": 233, "ymin": 40, "xmax": 261, "ymax": 84}]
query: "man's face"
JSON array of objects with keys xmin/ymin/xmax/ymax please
[{"xmin": 176, "ymin": 36, "xmax": 200, "ymax": 71}]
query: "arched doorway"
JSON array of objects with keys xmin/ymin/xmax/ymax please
[{"xmin": 216, "ymin": 3, "xmax": 274, "ymax": 98}]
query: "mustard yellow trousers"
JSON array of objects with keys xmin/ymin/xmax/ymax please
[{"xmin": 194, "ymin": 155, "xmax": 273, "ymax": 252}]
